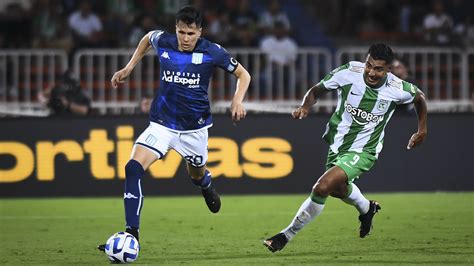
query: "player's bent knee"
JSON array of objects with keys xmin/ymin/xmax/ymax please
[
  {"xmin": 125, "ymin": 160, "xmax": 145, "ymax": 180},
  {"xmin": 313, "ymin": 183, "xmax": 330, "ymax": 197},
  {"xmin": 187, "ymin": 165, "xmax": 206, "ymax": 180},
  {"xmin": 189, "ymin": 172, "xmax": 203, "ymax": 180}
]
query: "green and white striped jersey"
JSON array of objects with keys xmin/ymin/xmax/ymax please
[{"xmin": 320, "ymin": 61, "xmax": 418, "ymax": 158}]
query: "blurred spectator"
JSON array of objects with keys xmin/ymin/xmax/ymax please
[
  {"xmin": 231, "ymin": 0, "xmax": 258, "ymax": 30},
  {"xmin": 0, "ymin": 0, "xmax": 32, "ymax": 48},
  {"xmin": 392, "ymin": 59, "xmax": 410, "ymax": 81},
  {"xmin": 201, "ymin": 6, "xmax": 232, "ymax": 45},
  {"xmin": 258, "ymin": 0, "xmax": 291, "ymax": 35},
  {"xmin": 423, "ymin": 0, "xmax": 453, "ymax": 45},
  {"xmin": 68, "ymin": 0, "xmax": 104, "ymax": 48},
  {"xmin": 39, "ymin": 71, "xmax": 91, "ymax": 116},
  {"xmin": 260, "ymin": 22, "xmax": 298, "ymax": 66},
  {"xmin": 445, "ymin": 0, "xmax": 472, "ymax": 26},
  {"xmin": 106, "ymin": 0, "xmax": 134, "ymax": 22},
  {"xmin": 103, "ymin": 0, "xmax": 135, "ymax": 47},
  {"xmin": 453, "ymin": 16, "xmax": 474, "ymax": 47},
  {"xmin": 207, "ymin": 12, "xmax": 233, "ymax": 45},
  {"xmin": 358, "ymin": 10, "xmax": 383, "ymax": 33},
  {"xmin": 129, "ymin": 14, "xmax": 158, "ymax": 47},
  {"xmin": 399, "ymin": 0, "xmax": 412, "ymax": 33},
  {"xmin": 355, "ymin": 0, "xmax": 398, "ymax": 34},
  {"xmin": 228, "ymin": 0, "xmax": 258, "ymax": 47},
  {"xmin": 138, "ymin": 93, "xmax": 153, "ymax": 114},
  {"xmin": 228, "ymin": 23, "xmax": 259, "ymax": 47},
  {"xmin": 32, "ymin": 0, "xmax": 73, "ymax": 53},
  {"xmin": 259, "ymin": 21, "xmax": 298, "ymax": 98},
  {"xmin": 392, "ymin": 59, "xmax": 415, "ymax": 113},
  {"xmin": 135, "ymin": 0, "xmax": 171, "ymax": 30}
]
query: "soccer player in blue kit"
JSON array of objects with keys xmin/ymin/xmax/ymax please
[{"xmin": 98, "ymin": 6, "xmax": 251, "ymax": 251}]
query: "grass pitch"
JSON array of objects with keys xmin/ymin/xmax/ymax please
[{"xmin": 1, "ymin": 193, "xmax": 473, "ymax": 265}]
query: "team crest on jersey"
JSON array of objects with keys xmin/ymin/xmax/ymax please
[
  {"xmin": 377, "ymin": 100, "xmax": 389, "ymax": 111},
  {"xmin": 192, "ymin": 53, "xmax": 203, "ymax": 64}
]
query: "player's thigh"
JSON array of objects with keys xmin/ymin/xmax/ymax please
[
  {"xmin": 179, "ymin": 129, "xmax": 209, "ymax": 179},
  {"xmin": 134, "ymin": 122, "xmax": 174, "ymax": 169},
  {"xmin": 174, "ymin": 129, "xmax": 208, "ymax": 177},
  {"xmin": 130, "ymin": 145, "xmax": 158, "ymax": 170},
  {"xmin": 333, "ymin": 152, "xmax": 376, "ymax": 184}
]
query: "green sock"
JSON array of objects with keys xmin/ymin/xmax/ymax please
[{"xmin": 310, "ymin": 191, "xmax": 327, "ymax": 205}]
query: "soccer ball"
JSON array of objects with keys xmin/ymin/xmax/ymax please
[{"xmin": 104, "ymin": 232, "xmax": 140, "ymax": 263}]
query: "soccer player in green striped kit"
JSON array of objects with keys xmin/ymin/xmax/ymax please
[{"xmin": 264, "ymin": 43, "xmax": 428, "ymax": 252}]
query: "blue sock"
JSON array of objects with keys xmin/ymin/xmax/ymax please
[
  {"xmin": 191, "ymin": 170, "xmax": 212, "ymax": 189},
  {"xmin": 124, "ymin": 159, "xmax": 144, "ymax": 229}
]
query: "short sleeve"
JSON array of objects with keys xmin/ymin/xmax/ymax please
[
  {"xmin": 398, "ymin": 81, "xmax": 418, "ymax": 105},
  {"xmin": 149, "ymin": 30, "xmax": 164, "ymax": 51},
  {"xmin": 92, "ymin": 15, "xmax": 103, "ymax": 31},
  {"xmin": 211, "ymin": 43, "xmax": 239, "ymax": 73},
  {"xmin": 318, "ymin": 63, "xmax": 350, "ymax": 90}
]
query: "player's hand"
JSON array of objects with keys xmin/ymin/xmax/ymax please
[
  {"xmin": 111, "ymin": 68, "xmax": 131, "ymax": 89},
  {"xmin": 230, "ymin": 101, "xmax": 246, "ymax": 123},
  {"xmin": 407, "ymin": 131, "xmax": 427, "ymax": 149},
  {"xmin": 292, "ymin": 106, "xmax": 310, "ymax": 119}
]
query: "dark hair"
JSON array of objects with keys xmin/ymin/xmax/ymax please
[
  {"xmin": 368, "ymin": 43, "xmax": 394, "ymax": 64},
  {"xmin": 176, "ymin": 6, "xmax": 203, "ymax": 27}
]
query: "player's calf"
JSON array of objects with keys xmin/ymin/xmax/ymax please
[{"xmin": 191, "ymin": 170, "xmax": 221, "ymax": 213}]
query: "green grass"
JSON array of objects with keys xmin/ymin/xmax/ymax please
[{"xmin": 1, "ymin": 193, "xmax": 473, "ymax": 265}]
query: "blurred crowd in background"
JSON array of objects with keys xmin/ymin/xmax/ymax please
[
  {"xmin": 1, "ymin": 0, "xmax": 472, "ymax": 116},
  {"xmin": 1, "ymin": 0, "xmax": 473, "ymax": 55}
]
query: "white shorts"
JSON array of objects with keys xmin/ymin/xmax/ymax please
[{"xmin": 135, "ymin": 122, "xmax": 208, "ymax": 167}]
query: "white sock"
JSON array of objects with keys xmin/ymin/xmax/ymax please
[
  {"xmin": 281, "ymin": 197, "xmax": 325, "ymax": 241},
  {"xmin": 341, "ymin": 183, "xmax": 369, "ymax": 214}
]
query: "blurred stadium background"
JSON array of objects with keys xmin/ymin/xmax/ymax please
[
  {"xmin": 0, "ymin": 0, "xmax": 473, "ymax": 264},
  {"xmin": 0, "ymin": 0, "xmax": 473, "ymax": 115}
]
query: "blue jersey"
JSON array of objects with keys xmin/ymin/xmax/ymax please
[{"xmin": 148, "ymin": 30, "xmax": 238, "ymax": 132}]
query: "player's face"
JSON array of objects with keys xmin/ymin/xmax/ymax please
[
  {"xmin": 176, "ymin": 21, "xmax": 202, "ymax": 52},
  {"xmin": 364, "ymin": 55, "xmax": 390, "ymax": 87}
]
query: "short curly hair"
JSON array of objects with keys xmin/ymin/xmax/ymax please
[{"xmin": 368, "ymin": 43, "xmax": 394, "ymax": 64}]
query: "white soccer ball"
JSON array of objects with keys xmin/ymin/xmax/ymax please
[{"xmin": 104, "ymin": 232, "xmax": 140, "ymax": 263}]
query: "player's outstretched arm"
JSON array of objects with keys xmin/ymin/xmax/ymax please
[
  {"xmin": 111, "ymin": 32, "xmax": 153, "ymax": 88},
  {"xmin": 292, "ymin": 83, "xmax": 328, "ymax": 119},
  {"xmin": 230, "ymin": 64, "xmax": 251, "ymax": 123},
  {"xmin": 407, "ymin": 90, "xmax": 428, "ymax": 149}
]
